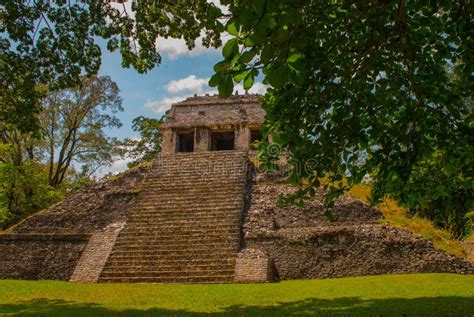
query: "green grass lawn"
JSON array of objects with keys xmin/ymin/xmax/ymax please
[{"xmin": 0, "ymin": 274, "xmax": 473, "ymax": 316}]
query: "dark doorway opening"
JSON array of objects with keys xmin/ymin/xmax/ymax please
[
  {"xmin": 211, "ymin": 131, "xmax": 235, "ymax": 151},
  {"xmin": 177, "ymin": 132, "xmax": 194, "ymax": 153},
  {"xmin": 250, "ymin": 129, "xmax": 262, "ymax": 149}
]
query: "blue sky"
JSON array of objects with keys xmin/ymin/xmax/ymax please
[{"xmin": 98, "ymin": 44, "xmax": 222, "ymax": 140}]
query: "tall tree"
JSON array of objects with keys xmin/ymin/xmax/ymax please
[
  {"xmin": 0, "ymin": 75, "xmax": 124, "ymax": 228},
  {"xmin": 41, "ymin": 76, "xmax": 123, "ymax": 187}
]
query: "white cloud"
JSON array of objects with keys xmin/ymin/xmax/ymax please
[
  {"xmin": 165, "ymin": 75, "xmax": 211, "ymax": 95},
  {"xmin": 144, "ymin": 96, "xmax": 185, "ymax": 114},
  {"xmin": 97, "ymin": 157, "xmax": 134, "ymax": 176},
  {"xmin": 157, "ymin": 37, "xmax": 220, "ymax": 61},
  {"xmin": 145, "ymin": 75, "xmax": 268, "ymax": 115}
]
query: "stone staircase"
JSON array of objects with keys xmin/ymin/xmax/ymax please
[{"xmin": 98, "ymin": 151, "xmax": 250, "ymax": 283}]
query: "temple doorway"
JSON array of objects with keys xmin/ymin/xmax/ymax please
[
  {"xmin": 177, "ymin": 132, "xmax": 194, "ymax": 152},
  {"xmin": 211, "ymin": 131, "xmax": 234, "ymax": 151}
]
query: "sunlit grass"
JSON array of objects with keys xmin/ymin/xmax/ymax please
[
  {"xmin": 348, "ymin": 183, "xmax": 466, "ymax": 257},
  {"xmin": 0, "ymin": 274, "xmax": 473, "ymax": 316}
]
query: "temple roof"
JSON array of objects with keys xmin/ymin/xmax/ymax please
[
  {"xmin": 161, "ymin": 94, "xmax": 264, "ymax": 129},
  {"xmin": 172, "ymin": 93, "xmax": 261, "ymax": 107}
]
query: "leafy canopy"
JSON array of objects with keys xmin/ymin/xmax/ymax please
[
  {"xmin": 0, "ymin": 0, "xmax": 224, "ymax": 131},
  {"xmin": 210, "ymin": 0, "xmax": 473, "ymax": 236}
]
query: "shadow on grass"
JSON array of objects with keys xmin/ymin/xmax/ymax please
[{"xmin": 0, "ymin": 296, "xmax": 473, "ymax": 317}]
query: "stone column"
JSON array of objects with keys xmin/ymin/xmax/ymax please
[
  {"xmin": 235, "ymin": 124, "xmax": 250, "ymax": 150},
  {"xmin": 161, "ymin": 128, "xmax": 176, "ymax": 155},
  {"xmin": 194, "ymin": 127, "xmax": 210, "ymax": 152}
]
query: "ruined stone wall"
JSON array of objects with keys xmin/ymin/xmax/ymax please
[
  {"xmin": 240, "ymin": 180, "xmax": 474, "ymax": 281},
  {"xmin": 0, "ymin": 166, "xmax": 149, "ymax": 281},
  {"xmin": 162, "ymin": 95, "xmax": 264, "ymax": 129},
  {"xmin": 8, "ymin": 166, "xmax": 148, "ymax": 234},
  {"xmin": 0, "ymin": 234, "xmax": 89, "ymax": 280}
]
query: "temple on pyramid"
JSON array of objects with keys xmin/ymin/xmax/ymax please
[{"xmin": 0, "ymin": 94, "xmax": 472, "ymax": 283}]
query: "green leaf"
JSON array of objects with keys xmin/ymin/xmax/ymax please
[
  {"xmin": 214, "ymin": 61, "xmax": 228, "ymax": 72},
  {"xmin": 266, "ymin": 63, "xmax": 288, "ymax": 88},
  {"xmin": 208, "ymin": 74, "xmax": 221, "ymax": 87},
  {"xmin": 227, "ymin": 21, "xmax": 239, "ymax": 37},
  {"xmin": 222, "ymin": 38, "xmax": 239, "ymax": 59},
  {"xmin": 218, "ymin": 74, "xmax": 234, "ymax": 98},
  {"xmin": 287, "ymin": 53, "xmax": 304, "ymax": 63},
  {"xmin": 261, "ymin": 45, "xmax": 273, "ymax": 64},
  {"xmin": 252, "ymin": 0, "xmax": 266, "ymax": 16},
  {"xmin": 239, "ymin": 50, "xmax": 257, "ymax": 63},
  {"xmin": 234, "ymin": 70, "xmax": 250, "ymax": 82},
  {"xmin": 243, "ymin": 74, "xmax": 254, "ymax": 90}
]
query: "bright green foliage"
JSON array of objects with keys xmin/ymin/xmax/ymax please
[
  {"xmin": 0, "ymin": 0, "xmax": 224, "ymax": 131},
  {"xmin": 0, "ymin": 139, "xmax": 64, "ymax": 229},
  {"xmin": 0, "ymin": 76, "xmax": 123, "ymax": 229},
  {"xmin": 211, "ymin": 1, "xmax": 473, "ymax": 237},
  {"xmin": 0, "ymin": 274, "xmax": 473, "ymax": 316},
  {"xmin": 122, "ymin": 116, "xmax": 164, "ymax": 168}
]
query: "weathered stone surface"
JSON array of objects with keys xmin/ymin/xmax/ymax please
[
  {"xmin": 0, "ymin": 234, "xmax": 89, "ymax": 280},
  {"xmin": 9, "ymin": 166, "xmax": 148, "ymax": 234},
  {"xmin": 0, "ymin": 167, "xmax": 147, "ymax": 281},
  {"xmin": 243, "ymin": 180, "xmax": 474, "ymax": 280},
  {"xmin": 234, "ymin": 248, "xmax": 273, "ymax": 283},
  {"xmin": 98, "ymin": 151, "xmax": 250, "ymax": 283},
  {"xmin": 70, "ymin": 221, "xmax": 125, "ymax": 283},
  {"xmin": 160, "ymin": 95, "xmax": 264, "ymax": 155},
  {"xmin": 244, "ymin": 182, "xmax": 382, "ymax": 233}
]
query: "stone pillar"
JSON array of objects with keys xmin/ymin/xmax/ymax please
[
  {"xmin": 235, "ymin": 124, "xmax": 250, "ymax": 150},
  {"xmin": 234, "ymin": 248, "xmax": 274, "ymax": 283},
  {"xmin": 194, "ymin": 127, "xmax": 210, "ymax": 152},
  {"xmin": 161, "ymin": 129, "xmax": 176, "ymax": 155}
]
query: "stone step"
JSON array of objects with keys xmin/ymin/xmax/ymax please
[
  {"xmin": 104, "ymin": 258, "xmax": 236, "ymax": 267},
  {"xmin": 106, "ymin": 253, "xmax": 235, "ymax": 262},
  {"xmin": 127, "ymin": 211, "xmax": 242, "ymax": 220},
  {"xmin": 102, "ymin": 263, "xmax": 234, "ymax": 272},
  {"xmin": 100, "ymin": 269, "xmax": 235, "ymax": 278},
  {"xmin": 147, "ymin": 169, "xmax": 246, "ymax": 177},
  {"xmin": 125, "ymin": 218, "xmax": 241, "ymax": 226},
  {"xmin": 113, "ymin": 242, "xmax": 239, "ymax": 252},
  {"xmin": 118, "ymin": 225, "xmax": 241, "ymax": 238},
  {"xmin": 98, "ymin": 275, "xmax": 234, "ymax": 284},
  {"xmin": 115, "ymin": 235, "xmax": 240, "ymax": 244},
  {"xmin": 119, "ymin": 225, "xmax": 238, "ymax": 234},
  {"xmin": 130, "ymin": 205, "xmax": 243, "ymax": 212},
  {"xmin": 143, "ymin": 178, "xmax": 245, "ymax": 186},
  {"xmin": 155, "ymin": 152, "xmax": 247, "ymax": 163},
  {"xmin": 117, "ymin": 230, "xmax": 240, "ymax": 239},
  {"xmin": 135, "ymin": 192, "xmax": 244, "ymax": 201},
  {"xmin": 133, "ymin": 203, "xmax": 243, "ymax": 211},
  {"xmin": 135, "ymin": 194, "xmax": 244, "ymax": 204},
  {"xmin": 111, "ymin": 245, "xmax": 238, "ymax": 256}
]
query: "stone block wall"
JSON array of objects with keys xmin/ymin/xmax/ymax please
[
  {"xmin": 70, "ymin": 222, "xmax": 125, "ymax": 283},
  {"xmin": 242, "ymin": 179, "xmax": 474, "ymax": 280},
  {"xmin": 0, "ymin": 234, "xmax": 89, "ymax": 280},
  {"xmin": 244, "ymin": 226, "xmax": 474, "ymax": 280},
  {"xmin": 234, "ymin": 248, "xmax": 273, "ymax": 283},
  {"xmin": 0, "ymin": 166, "xmax": 148, "ymax": 281}
]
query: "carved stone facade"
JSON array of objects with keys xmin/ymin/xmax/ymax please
[{"xmin": 160, "ymin": 94, "xmax": 265, "ymax": 155}]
